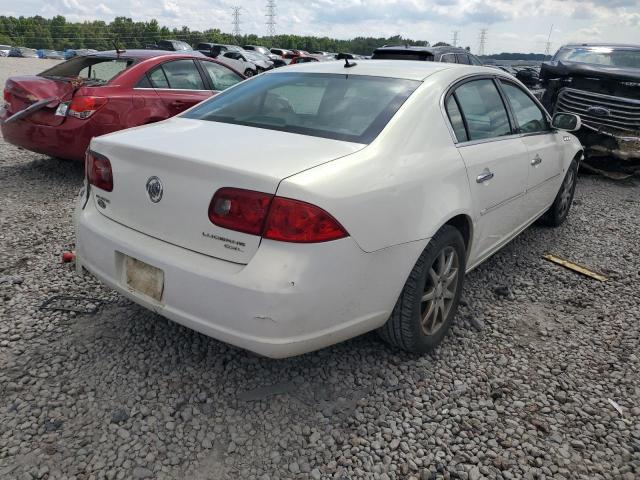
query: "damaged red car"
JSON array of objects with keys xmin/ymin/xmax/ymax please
[{"xmin": 1, "ymin": 50, "xmax": 244, "ymax": 161}]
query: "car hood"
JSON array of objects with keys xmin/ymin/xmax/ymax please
[{"xmin": 541, "ymin": 61, "xmax": 640, "ymax": 83}]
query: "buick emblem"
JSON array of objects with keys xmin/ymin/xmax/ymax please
[
  {"xmin": 145, "ymin": 176, "xmax": 163, "ymax": 203},
  {"xmin": 586, "ymin": 106, "xmax": 610, "ymax": 117}
]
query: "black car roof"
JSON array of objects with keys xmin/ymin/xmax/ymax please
[{"xmin": 374, "ymin": 45, "xmax": 471, "ymax": 55}]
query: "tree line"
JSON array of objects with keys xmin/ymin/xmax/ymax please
[{"xmin": 0, "ymin": 15, "xmax": 433, "ymax": 55}]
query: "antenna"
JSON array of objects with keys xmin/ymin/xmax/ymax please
[
  {"xmin": 231, "ymin": 6, "xmax": 241, "ymax": 37},
  {"xmin": 478, "ymin": 28, "xmax": 488, "ymax": 56},
  {"xmin": 452, "ymin": 31, "xmax": 459, "ymax": 48},
  {"xmin": 544, "ymin": 24, "xmax": 554, "ymax": 56},
  {"xmin": 266, "ymin": 0, "xmax": 277, "ymax": 37}
]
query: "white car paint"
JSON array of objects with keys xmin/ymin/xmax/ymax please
[
  {"xmin": 75, "ymin": 60, "xmax": 582, "ymax": 358},
  {"xmin": 216, "ymin": 51, "xmax": 260, "ymax": 76}
]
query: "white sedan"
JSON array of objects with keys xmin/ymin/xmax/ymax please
[{"xmin": 74, "ymin": 60, "xmax": 583, "ymax": 358}]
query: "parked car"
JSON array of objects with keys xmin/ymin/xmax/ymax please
[
  {"xmin": 64, "ymin": 49, "xmax": 99, "ymax": 59},
  {"xmin": 74, "ymin": 60, "xmax": 582, "ymax": 358},
  {"xmin": 241, "ymin": 51, "xmax": 274, "ymax": 72},
  {"xmin": 37, "ymin": 49, "xmax": 65, "ymax": 60},
  {"xmin": 196, "ymin": 43, "xmax": 242, "ymax": 56},
  {"xmin": 8, "ymin": 47, "xmax": 38, "ymax": 58},
  {"xmin": 540, "ymin": 43, "xmax": 640, "ymax": 168},
  {"xmin": 270, "ymin": 48, "xmax": 296, "ymax": 64},
  {"xmin": 153, "ymin": 40, "xmax": 192, "ymax": 52},
  {"xmin": 1, "ymin": 50, "xmax": 244, "ymax": 161},
  {"xmin": 215, "ymin": 50, "xmax": 262, "ymax": 77},
  {"xmin": 0, "ymin": 44, "xmax": 12, "ymax": 56},
  {"xmin": 289, "ymin": 55, "xmax": 319, "ymax": 64},
  {"xmin": 243, "ymin": 45, "xmax": 287, "ymax": 67},
  {"xmin": 372, "ymin": 45, "xmax": 483, "ymax": 65}
]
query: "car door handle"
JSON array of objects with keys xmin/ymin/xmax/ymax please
[
  {"xmin": 476, "ymin": 170, "xmax": 494, "ymax": 183},
  {"xmin": 531, "ymin": 154, "xmax": 542, "ymax": 166}
]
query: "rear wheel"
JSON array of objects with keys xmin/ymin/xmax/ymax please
[
  {"xmin": 540, "ymin": 158, "xmax": 578, "ymax": 227},
  {"xmin": 378, "ymin": 225, "xmax": 466, "ymax": 353},
  {"xmin": 244, "ymin": 69, "xmax": 255, "ymax": 77}
]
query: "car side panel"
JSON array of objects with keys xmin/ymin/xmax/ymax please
[
  {"xmin": 128, "ymin": 86, "xmax": 170, "ymax": 126},
  {"xmin": 275, "ymin": 80, "xmax": 475, "ymax": 255}
]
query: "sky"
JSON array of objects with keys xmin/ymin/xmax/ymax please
[{"xmin": 1, "ymin": 0, "xmax": 639, "ymax": 54}]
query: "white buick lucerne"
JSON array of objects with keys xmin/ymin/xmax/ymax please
[{"xmin": 74, "ymin": 60, "xmax": 583, "ymax": 358}]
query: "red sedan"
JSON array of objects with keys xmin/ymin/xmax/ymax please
[{"xmin": 1, "ymin": 50, "xmax": 244, "ymax": 161}]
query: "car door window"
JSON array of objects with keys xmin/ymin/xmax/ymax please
[
  {"xmin": 160, "ymin": 60, "xmax": 206, "ymax": 90},
  {"xmin": 500, "ymin": 81, "xmax": 550, "ymax": 134},
  {"xmin": 456, "ymin": 54, "xmax": 471, "ymax": 65},
  {"xmin": 440, "ymin": 54, "xmax": 457, "ymax": 63},
  {"xmin": 200, "ymin": 61, "xmax": 243, "ymax": 91},
  {"xmin": 445, "ymin": 96, "xmax": 469, "ymax": 142},
  {"xmin": 453, "ymin": 79, "xmax": 512, "ymax": 141}
]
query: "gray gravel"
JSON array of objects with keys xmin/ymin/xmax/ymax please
[{"xmin": 1, "ymin": 58, "xmax": 639, "ymax": 480}]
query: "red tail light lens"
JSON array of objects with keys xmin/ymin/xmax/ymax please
[
  {"xmin": 208, "ymin": 188, "xmax": 348, "ymax": 243},
  {"xmin": 86, "ymin": 151, "xmax": 113, "ymax": 192},
  {"xmin": 263, "ymin": 197, "xmax": 348, "ymax": 243},
  {"xmin": 68, "ymin": 96, "xmax": 107, "ymax": 119},
  {"xmin": 209, "ymin": 188, "xmax": 272, "ymax": 235}
]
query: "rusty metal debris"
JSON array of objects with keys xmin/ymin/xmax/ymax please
[
  {"xmin": 40, "ymin": 295, "xmax": 104, "ymax": 315},
  {"xmin": 543, "ymin": 254, "xmax": 608, "ymax": 282}
]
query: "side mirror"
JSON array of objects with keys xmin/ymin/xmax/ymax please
[{"xmin": 552, "ymin": 113, "xmax": 581, "ymax": 132}]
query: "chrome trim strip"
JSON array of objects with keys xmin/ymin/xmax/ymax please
[{"xmin": 480, "ymin": 191, "xmax": 525, "ymax": 216}]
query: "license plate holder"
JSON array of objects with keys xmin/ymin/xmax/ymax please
[{"xmin": 124, "ymin": 255, "xmax": 164, "ymax": 302}]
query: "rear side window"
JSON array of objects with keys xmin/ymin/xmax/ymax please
[
  {"xmin": 500, "ymin": 82, "xmax": 549, "ymax": 133},
  {"xmin": 453, "ymin": 79, "xmax": 512, "ymax": 141},
  {"xmin": 148, "ymin": 67, "xmax": 169, "ymax": 88},
  {"xmin": 183, "ymin": 72, "xmax": 420, "ymax": 144},
  {"xmin": 445, "ymin": 96, "xmax": 468, "ymax": 142},
  {"xmin": 156, "ymin": 60, "xmax": 205, "ymax": 90},
  {"xmin": 456, "ymin": 54, "xmax": 470, "ymax": 65}
]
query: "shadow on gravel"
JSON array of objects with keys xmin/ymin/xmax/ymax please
[{"xmin": 0, "ymin": 155, "xmax": 83, "ymax": 186}]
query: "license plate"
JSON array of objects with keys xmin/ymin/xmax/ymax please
[{"xmin": 124, "ymin": 256, "xmax": 164, "ymax": 302}]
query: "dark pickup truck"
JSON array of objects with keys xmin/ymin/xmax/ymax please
[{"xmin": 540, "ymin": 43, "xmax": 640, "ymax": 174}]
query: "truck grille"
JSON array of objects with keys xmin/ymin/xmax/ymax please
[{"xmin": 555, "ymin": 87, "xmax": 640, "ymax": 134}]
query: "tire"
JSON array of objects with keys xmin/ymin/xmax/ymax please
[
  {"xmin": 244, "ymin": 69, "xmax": 255, "ymax": 77},
  {"xmin": 378, "ymin": 225, "xmax": 466, "ymax": 353},
  {"xmin": 540, "ymin": 158, "xmax": 578, "ymax": 227}
]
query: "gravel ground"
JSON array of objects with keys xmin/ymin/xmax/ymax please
[{"xmin": 1, "ymin": 58, "xmax": 639, "ymax": 480}]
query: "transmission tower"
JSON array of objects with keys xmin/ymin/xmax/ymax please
[
  {"xmin": 266, "ymin": 0, "xmax": 277, "ymax": 37},
  {"xmin": 544, "ymin": 24, "xmax": 554, "ymax": 56},
  {"xmin": 452, "ymin": 31, "xmax": 459, "ymax": 48},
  {"xmin": 478, "ymin": 28, "xmax": 488, "ymax": 56},
  {"xmin": 231, "ymin": 7, "xmax": 241, "ymax": 37}
]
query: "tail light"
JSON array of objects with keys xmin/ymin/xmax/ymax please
[
  {"xmin": 208, "ymin": 188, "xmax": 348, "ymax": 243},
  {"xmin": 85, "ymin": 150, "xmax": 113, "ymax": 192},
  {"xmin": 2, "ymin": 90, "xmax": 11, "ymax": 109},
  {"xmin": 68, "ymin": 96, "xmax": 107, "ymax": 119}
]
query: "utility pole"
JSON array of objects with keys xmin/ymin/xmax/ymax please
[
  {"xmin": 452, "ymin": 31, "xmax": 459, "ymax": 48},
  {"xmin": 266, "ymin": 0, "xmax": 277, "ymax": 37},
  {"xmin": 544, "ymin": 24, "xmax": 554, "ymax": 56},
  {"xmin": 478, "ymin": 28, "xmax": 488, "ymax": 56},
  {"xmin": 231, "ymin": 6, "xmax": 241, "ymax": 38}
]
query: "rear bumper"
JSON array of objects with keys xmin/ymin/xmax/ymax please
[
  {"xmin": 75, "ymin": 197, "xmax": 426, "ymax": 358},
  {"xmin": 0, "ymin": 111, "xmax": 117, "ymax": 161}
]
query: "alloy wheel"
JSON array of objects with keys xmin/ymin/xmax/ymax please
[
  {"xmin": 558, "ymin": 168, "xmax": 575, "ymax": 218},
  {"xmin": 420, "ymin": 246, "xmax": 460, "ymax": 336}
]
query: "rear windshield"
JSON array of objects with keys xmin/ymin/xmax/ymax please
[
  {"xmin": 39, "ymin": 56, "xmax": 134, "ymax": 84},
  {"xmin": 183, "ymin": 72, "xmax": 420, "ymax": 143},
  {"xmin": 555, "ymin": 47, "xmax": 640, "ymax": 68},
  {"xmin": 372, "ymin": 52, "xmax": 434, "ymax": 61}
]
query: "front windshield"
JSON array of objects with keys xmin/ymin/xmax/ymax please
[
  {"xmin": 38, "ymin": 57, "xmax": 134, "ymax": 83},
  {"xmin": 183, "ymin": 72, "xmax": 420, "ymax": 144},
  {"xmin": 244, "ymin": 51, "xmax": 267, "ymax": 62},
  {"xmin": 555, "ymin": 47, "xmax": 640, "ymax": 68}
]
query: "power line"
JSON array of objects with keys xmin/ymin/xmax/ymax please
[
  {"xmin": 231, "ymin": 7, "xmax": 241, "ymax": 37},
  {"xmin": 478, "ymin": 28, "xmax": 488, "ymax": 56},
  {"xmin": 266, "ymin": 0, "xmax": 276, "ymax": 37},
  {"xmin": 452, "ymin": 31, "xmax": 459, "ymax": 48}
]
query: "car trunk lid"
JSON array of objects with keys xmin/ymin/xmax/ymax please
[
  {"xmin": 3, "ymin": 76, "xmax": 76, "ymax": 126},
  {"xmin": 90, "ymin": 117, "xmax": 365, "ymax": 264}
]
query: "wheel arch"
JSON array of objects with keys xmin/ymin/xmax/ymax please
[{"xmin": 437, "ymin": 213, "xmax": 474, "ymax": 262}]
